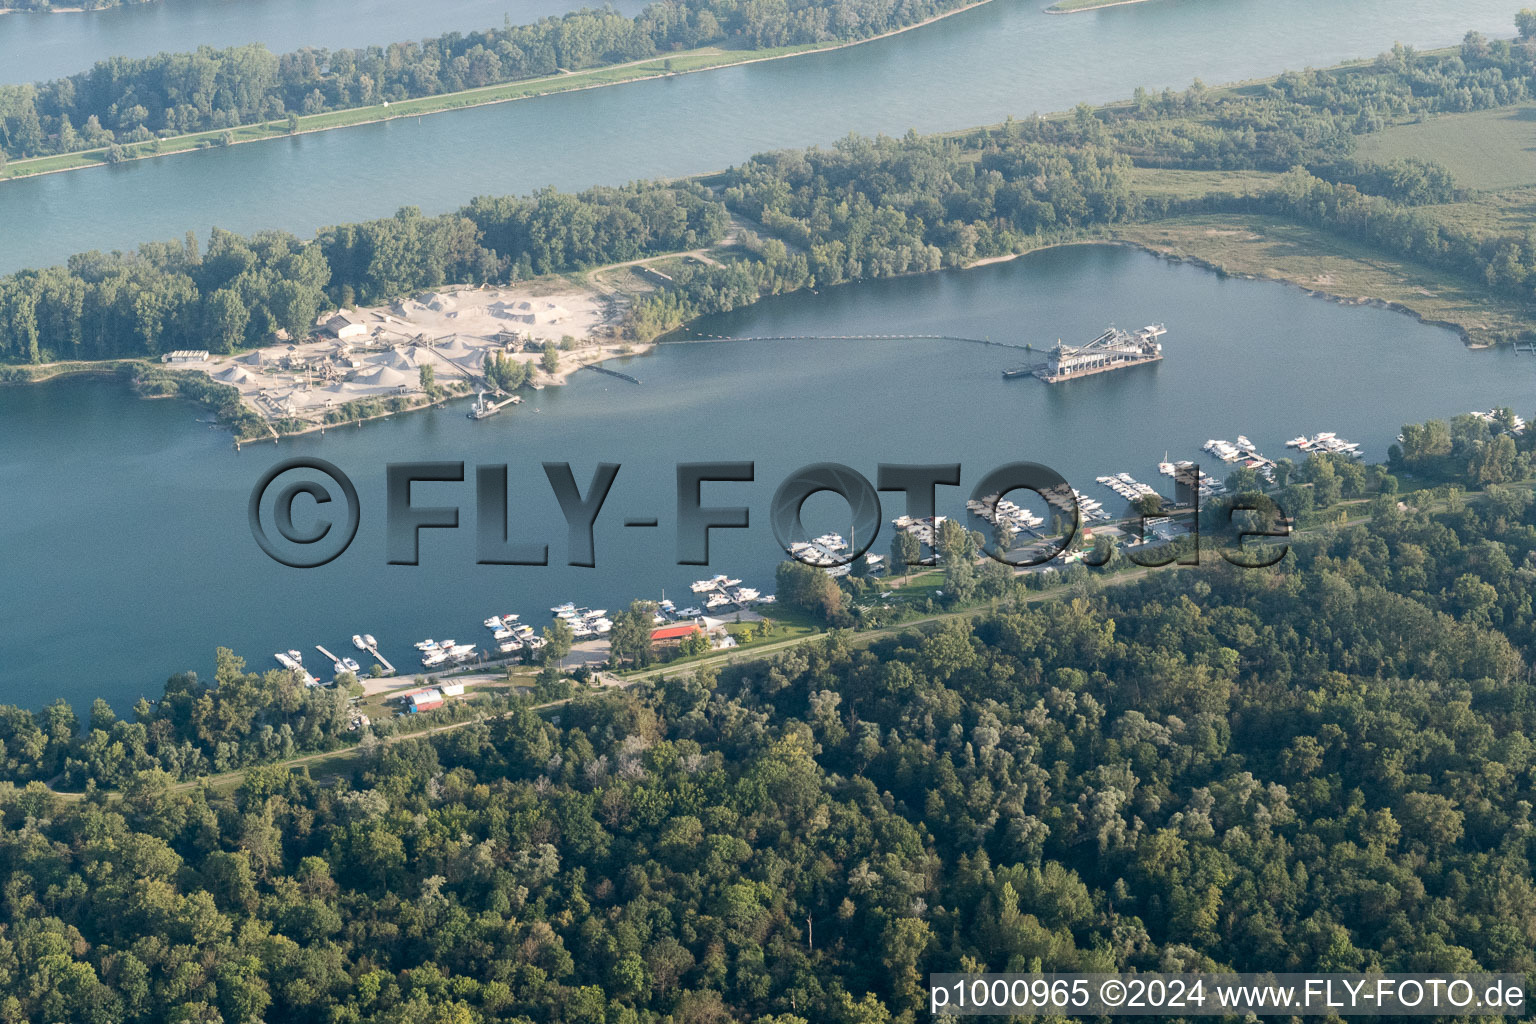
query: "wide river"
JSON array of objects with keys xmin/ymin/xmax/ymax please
[
  {"xmin": 0, "ymin": 0, "xmax": 1521, "ymax": 273},
  {"xmin": 1, "ymin": 244, "xmax": 1528, "ymax": 711}
]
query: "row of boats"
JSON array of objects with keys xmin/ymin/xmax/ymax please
[
  {"xmin": 1044, "ymin": 485, "xmax": 1111, "ymax": 522},
  {"xmin": 687, "ymin": 574, "xmax": 765, "ymax": 610},
  {"xmin": 416, "ymin": 613, "xmax": 555, "ymax": 667},
  {"xmin": 1285, "ymin": 432, "xmax": 1362, "ymax": 455},
  {"xmin": 1466, "ymin": 409, "xmax": 1528, "ymax": 434},
  {"xmin": 408, "ymin": 578, "xmax": 773, "ymax": 671},
  {"xmin": 274, "ymin": 647, "xmax": 361, "ymax": 685},
  {"xmin": 273, "ymin": 650, "xmax": 321, "ymax": 685},
  {"xmin": 550, "ymin": 604, "xmax": 614, "ymax": 638},
  {"xmin": 965, "ymin": 497, "xmax": 1044, "ymax": 534},
  {"xmin": 1096, "ymin": 473, "xmax": 1159, "ymax": 502},
  {"xmin": 891, "ymin": 515, "xmax": 948, "ymax": 547},
  {"xmin": 415, "ymin": 639, "xmax": 481, "ymax": 668},
  {"xmin": 1159, "ymin": 458, "xmax": 1228, "ymax": 499}
]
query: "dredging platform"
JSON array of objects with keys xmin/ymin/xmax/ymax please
[{"xmin": 1004, "ymin": 324, "xmax": 1166, "ymax": 383}]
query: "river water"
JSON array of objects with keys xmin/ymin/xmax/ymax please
[
  {"xmin": 2, "ymin": 244, "xmax": 1527, "ymax": 710},
  {"xmin": 0, "ymin": 0, "xmax": 1521, "ymax": 274}
]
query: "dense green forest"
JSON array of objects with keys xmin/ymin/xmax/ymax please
[
  {"xmin": 7, "ymin": 21, "xmax": 1536, "ymax": 364},
  {"xmin": 3, "ymin": 18, "xmax": 1536, "ymax": 1024},
  {"xmin": 0, "ymin": 0, "xmax": 976, "ymax": 161},
  {"xmin": 0, "ymin": 422, "xmax": 1534, "ymax": 1020}
]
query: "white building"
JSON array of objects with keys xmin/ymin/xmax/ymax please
[
  {"xmin": 325, "ymin": 311, "xmax": 369, "ymax": 340},
  {"xmin": 161, "ymin": 350, "xmax": 209, "ymax": 364}
]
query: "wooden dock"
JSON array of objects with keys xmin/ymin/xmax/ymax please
[
  {"xmin": 366, "ymin": 644, "xmax": 395, "ymax": 674},
  {"xmin": 315, "ymin": 645, "xmax": 341, "ymax": 668}
]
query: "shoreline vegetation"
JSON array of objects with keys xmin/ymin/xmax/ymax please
[
  {"xmin": 0, "ymin": 0, "xmax": 983, "ymax": 180},
  {"xmin": 2, "ymin": 222, "xmax": 1513, "ymax": 443},
  {"xmin": 7, "ymin": 22, "xmax": 1536, "ymax": 440},
  {"xmin": 1, "ymin": 437, "xmax": 1533, "ymax": 1020},
  {"xmin": 0, "ymin": 1, "xmax": 991, "ymax": 183}
]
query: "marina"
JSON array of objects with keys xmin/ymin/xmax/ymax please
[
  {"xmin": 254, "ymin": 406, "xmax": 1357, "ymax": 697},
  {"xmin": 1467, "ymin": 409, "xmax": 1527, "ymax": 434},
  {"xmin": 1096, "ymin": 472, "xmax": 1160, "ymax": 502},
  {"xmin": 966, "ymin": 497, "xmax": 1045, "ymax": 534},
  {"xmin": 1285, "ymin": 432, "xmax": 1363, "ymax": 456},
  {"xmin": 1202, "ymin": 437, "xmax": 1279, "ymax": 481},
  {"xmin": 8, "ymin": 244, "xmax": 1528, "ymax": 710},
  {"xmin": 551, "ymin": 603, "xmax": 615, "ymax": 638},
  {"xmin": 1159, "ymin": 457, "xmax": 1227, "ymax": 500},
  {"xmin": 688, "ymin": 575, "xmax": 765, "ymax": 610},
  {"xmin": 892, "ymin": 515, "xmax": 949, "ymax": 548},
  {"xmin": 272, "ymin": 649, "xmax": 320, "ymax": 686}
]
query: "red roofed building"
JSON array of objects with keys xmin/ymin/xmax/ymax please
[
  {"xmin": 651, "ymin": 623, "xmax": 705, "ymax": 653},
  {"xmin": 651, "ymin": 624, "xmax": 701, "ymax": 643}
]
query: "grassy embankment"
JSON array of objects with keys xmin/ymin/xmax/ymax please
[
  {"xmin": 0, "ymin": 0, "xmax": 992, "ymax": 182},
  {"xmin": 1095, "ymin": 103, "xmax": 1536, "ymax": 346}
]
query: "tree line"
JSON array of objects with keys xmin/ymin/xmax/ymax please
[
  {"xmin": 0, "ymin": 181, "xmax": 727, "ymax": 363},
  {"xmin": 0, "ymin": 0, "xmax": 977, "ymax": 161},
  {"xmin": 8, "ymin": 20, "xmax": 1536, "ymax": 367}
]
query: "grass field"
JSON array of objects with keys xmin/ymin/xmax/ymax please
[
  {"xmin": 1110, "ymin": 214, "xmax": 1536, "ymax": 345},
  {"xmin": 1125, "ymin": 166, "xmax": 1280, "ymax": 200},
  {"xmin": 1413, "ymin": 185, "xmax": 1536, "ymax": 237},
  {"xmin": 1356, "ymin": 105, "xmax": 1536, "ymax": 191}
]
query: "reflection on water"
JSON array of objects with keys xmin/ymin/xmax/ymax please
[{"xmin": 0, "ymin": 245, "xmax": 1527, "ymax": 709}]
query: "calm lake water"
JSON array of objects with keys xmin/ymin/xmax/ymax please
[
  {"xmin": 0, "ymin": 0, "xmax": 651, "ymax": 85},
  {"xmin": 1, "ymin": 245, "xmax": 1529, "ymax": 710},
  {"xmin": 0, "ymin": 0, "xmax": 1521, "ymax": 274}
]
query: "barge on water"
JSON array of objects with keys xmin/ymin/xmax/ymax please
[{"xmin": 1003, "ymin": 324, "xmax": 1165, "ymax": 382}]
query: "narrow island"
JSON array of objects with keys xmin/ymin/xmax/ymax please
[
  {"xmin": 0, "ymin": 0, "xmax": 992, "ymax": 182},
  {"xmin": 6, "ymin": 15, "xmax": 1536, "ymax": 441}
]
